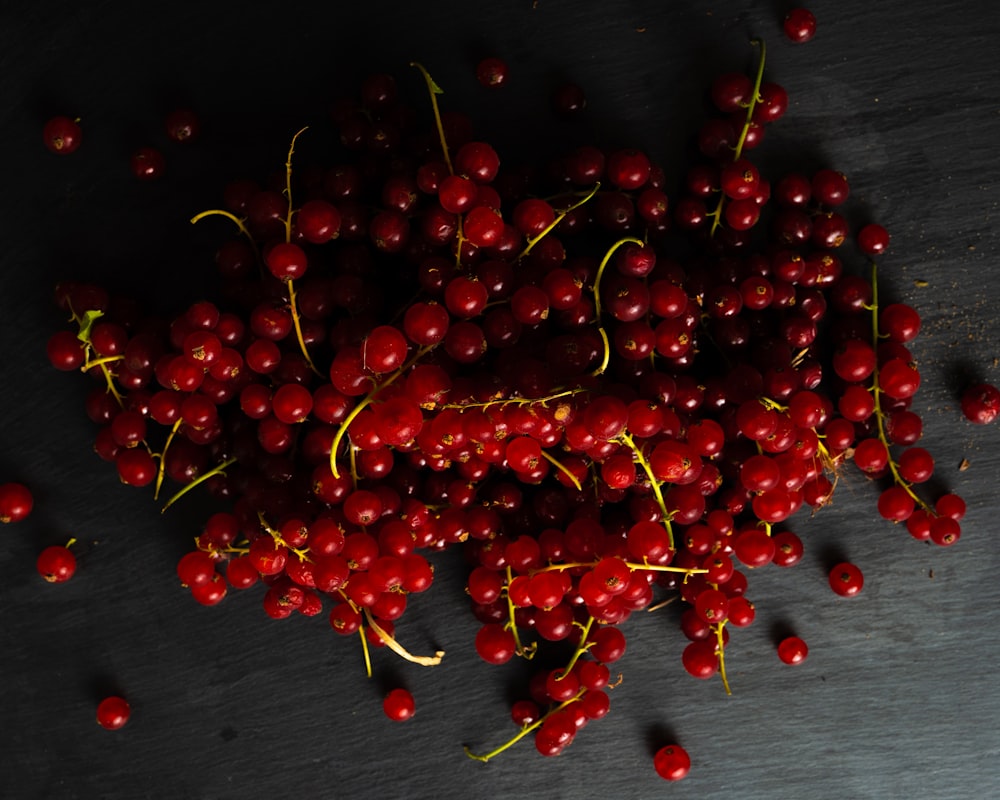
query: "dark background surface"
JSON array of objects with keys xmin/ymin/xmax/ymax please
[{"xmin": 2, "ymin": 1, "xmax": 1000, "ymax": 798}]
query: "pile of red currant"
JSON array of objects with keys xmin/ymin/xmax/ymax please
[{"xmin": 40, "ymin": 18, "xmax": 991, "ymax": 779}]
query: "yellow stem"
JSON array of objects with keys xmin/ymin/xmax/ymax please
[
  {"xmin": 160, "ymin": 457, "xmax": 237, "ymax": 513},
  {"xmin": 410, "ymin": 62, "xmax": 453, "ymax": 174}
]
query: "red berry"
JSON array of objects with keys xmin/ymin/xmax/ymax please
[
  {"xmin": 829, "ymin": 562, "xmax": 864, "ymax": 597},
  {"xmin": 783, "ymin": 8, "xmax": 817, "ymax": 43},
  {"xmin": 382, "ymin": 688, "xmax": 415, "ymax": 722},
  {"xmin": 37, "ymin": 544, "xmax": 77, "ymax": 583},
  {"xmin": 131, "ymin": 146, "xmax": 166, "ymax": 180},
  {"xmin": 475, "ymin": 57, "xmax": 508, "ymax": 88},
  {"xmin": 0, "ymin": 482, "xmax": 34, "ymax": 523},
  {"xmin": 165, "ymin": 108, "xmax": 200, "ymax": 142},
  {"xmin": 96, "ymin": 696, "xmax": 131, "ymax": 730},
  {"xmin": 777, "ymin": 635, "xmax": 809, "ymax": 665},
  {"xmin": 960, "ymin": 382, "xmax": 1000, "ymax": 424},
  {"xmin": 43, "ymin": 116, "xmax": 82, "ymax": 154},
  {"xmin": 653, "ymin": 744, "xmax": 691, "ymax": 781}
]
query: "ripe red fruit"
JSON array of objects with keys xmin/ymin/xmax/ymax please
[
  {"xmin": 777, "ymin": 635, "xmax": 809, "ymax": 665},
  {"xmin": 960, "ymin": 382, "xmax": 1000, "ymax": 424},
  {"xmin": 653, "ymin": 744, "xmax": 691, "ymax": 781},
  {"xmin": 829, "ymin": 562, "xmax": 864, "ymax": 597},
  {"xmin": 37, "ymin": 544, "xmax": 77, "ymax": 583},
  {"xmin": 42, "ymin": 116, "xmax": 82, "ymax": 154},
  {"xmin": 130, "ymin": 146, "xmax": 166, "ymax": 180},
  {"xmin": 783, "ymin": 8, "xmax": 817, "ymax": 43},
  {"xmin": 0, "ymin": 482, "xmax": 34, "ymax": 523},
  {"xmin": 475, "ymin": 57, "xmax": 508, "ymax": 88},
  {"xmin": 382, "ymin": 688, "xmax": 416, "ymax": 722},
  {"xmin": 96, "ymin": 696, "xmax": 131, "ymax": 730}
]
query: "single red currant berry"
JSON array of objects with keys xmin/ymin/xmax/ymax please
[
  {"xmin": 960, "ymin": 382, "xmax": 1000, "ymax": 424},
  {"xmin": 265, "ymin": 241, "xmax": 308, "ymax": 281},
  {"xmin": 476, "ymin": 57, "xmax": 508, "ymax": 88},
  {"xmin": 653, "ymin": 744, "xmax": 691, "ymax": 781},
  {"xmin": 829, "ymin": 562, "xmax": 864, "ymax": 597},
  {"xmin": 165, "ymin": 108, "xmax": 200, "ymax": 142},
  {"xmin": 37, "ymin": 543, "xmax": 77, "ymax": 583},
  {"xmin": 0, "ymin": 482, "xmax": 34, "ymax": 523},
  {"xmin": 777, "ymin": 635, "xmax": 809, "ymax": 665},
  {"xmin": 382, "ymin": 688, "xmax": 416, "ymax": 722},
  {"xmin": 43, "ymin": 116, "xmax": 82, "ymax": 154},
  {"xmin": 96, "ymin": 696, "xmax": 131, "ymax": 730},
  {"xmin": 130, "ymin": 146, "xmax": 165, "ymax": 180},
  {"xmin": 783, "ymin": 8, "xmax": 817, "ymax": 43},
  {"xmin": 857, "ymin": 223, "xmax": 890, "ymax": 255},
  {"xmin": 551, "ymin": 82, "xmax": 586, "ymax": 116}
]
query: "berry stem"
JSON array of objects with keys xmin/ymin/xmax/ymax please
[
  {"xmin": 867, "ymin": 262, "xmax": 935, "ymax": 515},
  {"xmin": 555, "ymin": 615, "xmax": 595, "ymax": 678},
  {"xmin": 410, "ymin": 62, "xmax": 453, "ymax": 174},
  {"xmin": 709, "ymin": 37, "xmax": 767, "ymax": 236},
  {"xmin": 363, "ymin": 608, "xmax": 445, "ymax": 666},
  {"xmin": 329, "ymin": 346, "xmax": 434, "ymax": 479},
  {"xmin": 619, "ymin": 431, "xmax": 675, "ymax": 550},
  {"xmin": 539, "ymin": 449, "xmax": 583, "ymax": 491},
  {"xmin": 286, "ymin": 278, "xmax": 322, "ymax": 377},
  {"xmin": 504, "ymin": 566, "xmax": 536, "ymax": 660},
  {"xmin": 153, "ymin": 419, "xmax": 183, "ymax": 500},
  {"xmin": 714, "ymin": 622, "xmax": 732, "ymax": 696},
  {"xmin": 464, "ymin": 688, "xmax": 588, "ymax": 763},
  {"xmin": 160, "ymin": 457, "xmax": 238, "ymax": 513}
]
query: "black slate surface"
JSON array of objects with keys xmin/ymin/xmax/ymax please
[{"xmin": 3, "ymin": 1, "xmax": 1000, "ymax": 799}]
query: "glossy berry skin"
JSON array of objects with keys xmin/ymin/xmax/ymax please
[
  {"xmin": 382, "ymin": 688, "xmax": 415, "ymax": 721},
  {"xmin": 475, "ymin": 57, "xmax": 508, "ymax": 88},
  {"xmin": 42, "ymin": 116, "xmax": 82, "ymax": 154},
  {"xmin": 777, "ymin": 636, "xmax": 809, "ymax": 665},
  {"xmin": 829, "ymin": 562, "xmax": 864, "ymax": 597},
  {"xmin": 960, "ymin": 382, "xmax": 1000, "ymax": 424},
  {"xmin": 37, "ymin": 545, "xmax": 77, "ymax": 583},
  {"xmin": 131, "ymin": 146, "xmax": 166, "ymax": 180},
  {"xmin": 783, "ymin": 8, "xmax": 817, "ymax": 43},
  {"xmin": 96, "ymin": 696, "xmax": 131, "ymax": 730},
  {"xmin": 654, "ymin": 744, "xmax": 691, "ymax": 781},
  {"xmin": 0, "ymin": 482, "xmax": 34, "ymax": 523}
]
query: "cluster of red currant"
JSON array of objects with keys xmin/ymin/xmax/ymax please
[{"xmin": 41, "ymin": 19, "xmax": 992, "ymax": 780}]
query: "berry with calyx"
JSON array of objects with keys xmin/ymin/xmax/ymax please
[
  {"xmin": 37, "ymin": 542, "xmax": 77, "ymax": 583},
  {"xmin": 654, "ymin": 744, "xmax": 691, "ymax": 781},
  {"xmin": 43, "ymin": 116, "xmax": 82, "ymax": 154}
]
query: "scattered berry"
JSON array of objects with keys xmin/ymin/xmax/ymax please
[
  {"xmin": 383, "ymin": 688, "xmax": 416, "ymax": 722},
  {"xmin": 777, "ymin": 636, "xmax": 809, "ymax": 665},
  {"xmin": 829, "ymin": 562, "xmax": 864, "ymax": 597},
  {"xmin": 96, "ymin": 696, "xmax": 131, "ymax": 730},
  {"xmin": 130, "ymin": 146, "xmax": 166, "ymax": 180},
  {"xmin": 42, "ymin": 115, "xmax": 82, "ymax": 154},
  {"xmin": 0, "ymin": 481, "xmax": 34, "ymax": 523},
  {"xmin": 653, "ymin": 744, "xmax": 691, "ymax": 781},
  {"xmin": 960, "ymin": 382, "xmax": 1000, "ymax": 425},
  {"xmin": 783, "ymin": 8, "xmax": 817, "ymax": 43}
]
